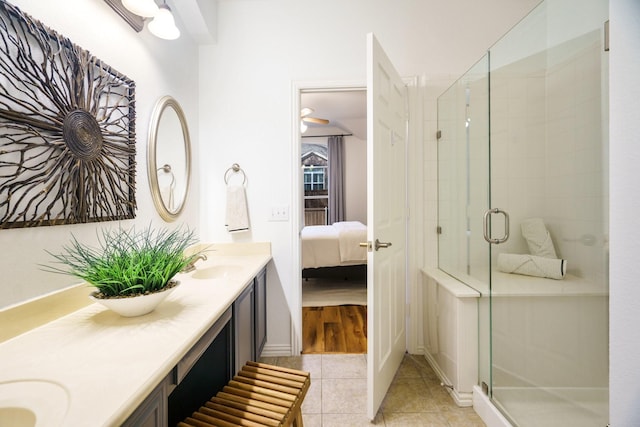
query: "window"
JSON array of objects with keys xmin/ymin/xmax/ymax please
[
  {"xmin": 301, "ymin": 145, "xmax": 329, "ymax": 225},
  {"xmin": 303, "ymin": 166, "xmax": 327, "ymax": 191}
]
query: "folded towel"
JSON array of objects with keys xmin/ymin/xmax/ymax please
[
  {"xmin": 521, "ymin": 218, "xmax": 557, "ymax": 258},
  {"xmin": 225, "ymin": 185, "xmax": 249, "ymax": 233},
  {"xmin": 497, "ymin": 253, "xmax": 566, "ymax": 280}
]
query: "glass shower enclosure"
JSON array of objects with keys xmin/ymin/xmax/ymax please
[{"xmin": 437, "ymin": 0, "xmax": 609, "ymax": 426}]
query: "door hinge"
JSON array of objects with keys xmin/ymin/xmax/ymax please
[
  {"xmin": 436, "ymin": 226, "xmax": 442, "ymax": 234},
  {"xmin": 604, "ymin": 20, "xmax": 610, "ymax": 52},
  {"xmin": 436, "ymin": 130, "xmax": 442, "ymax": 140}
]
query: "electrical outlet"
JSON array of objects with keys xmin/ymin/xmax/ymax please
[{"xmin": 269, "ymin": 205, "xmax": 289, "ymax": 221}]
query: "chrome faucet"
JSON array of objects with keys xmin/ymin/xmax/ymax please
[{"xmin": 181, "ymin": 254, "xmax": 207, "ymax": 273}]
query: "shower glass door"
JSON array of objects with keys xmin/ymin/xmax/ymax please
[
  {"xmin": 488, "ymin": 0, "xmax": 609, "ymax": 426},
  {"xmin": 437, "ymin": 52, "xmax": 492, "ymax": 402},
  {"xmin": 438, "ymin": 0, "xmax": 610, "ymax": 425},
  {"xmin": 437, "ymin": 55, "xmax": 490, "ymax": 291}
]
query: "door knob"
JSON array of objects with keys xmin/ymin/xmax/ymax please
[
  {"xmin": 360, "ymin": 239, "xmax": 392, "ymax": 251},
  {"xmin": 374, "ymin": 239, "xmax": 392, "ymax": 251}
]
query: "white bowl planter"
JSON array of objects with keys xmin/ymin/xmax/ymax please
[{"xmin": 90, "ymin": 281, "xmax": 179, "ymax": 317}]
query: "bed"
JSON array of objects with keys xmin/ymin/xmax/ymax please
[{"xmin": 301, "ymin": 221, "xmax": 368, "ymax": 269}]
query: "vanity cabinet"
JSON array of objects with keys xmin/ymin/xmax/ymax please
[
  {"xmin": 234, "ymin": 279, "xmax": 254, "ymax": 370},
  {"xmin": 121, "ymin": 375, "xmax": 171, "ymax": 427},
  {"xmin": 167, "ymin": 308, "xmax": 233, "ymax": 426},
  {"xmin": 254, "ymin": 267, "xmax": 267, "ymax": 358},
  {"xmin": 123, "ymin": 267, "xmax": 267, "ymax": 427},
  {"xmin": 233, "ymin": 267, "xmax": 268, "ymax": 371},
  {"xmin": 123, "ymin": 308, "xmax": 233, "ymax": 427}
]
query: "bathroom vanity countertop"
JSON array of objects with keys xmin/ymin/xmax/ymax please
[{"xmin": 0, "ymin": 242, "xmax": 271, "ymax": 427}]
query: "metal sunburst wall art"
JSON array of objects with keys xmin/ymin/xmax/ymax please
[{"xmin": 0, "ymin": 1, "xmax": 136, "ymax": 229}]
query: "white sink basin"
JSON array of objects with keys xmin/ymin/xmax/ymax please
[
  {"xmin": 191, "ymin": 265, "xmax": 245, "ymax": 280},
  {"xmin": 0, "ymin": 380, "xmax": 69, "ymax": 427}
]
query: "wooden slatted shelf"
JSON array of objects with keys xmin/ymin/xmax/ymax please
[{"xmin": 178, "ymin": 361, "xmax": 310, "ymax": 427}]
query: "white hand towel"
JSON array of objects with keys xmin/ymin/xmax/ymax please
[
  {"xmin": 225, "ymin": 185, "xmax": 249, "ymax": 233},
  {"xmin": 160, "ymin": 185, "xmax": 174, "ymax": 211},
  {"xmin": 497, "ymin": 253, "xmax": 566, "ymax": 280},
  {"xmin": 521, "ymin": 218, "xmax": 557, "ymax": 258}
]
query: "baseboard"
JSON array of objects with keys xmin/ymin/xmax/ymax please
[
  {"xmin": 422, "ymin": 352, "xmax": 473, "ymax": 407},
  {"xmin": 473, "ymin": 385, "xmax": 513, "ymax": 427},
  {"xmin": 260, "ymin": 343, "xmax": 293, "ymax": 357},
  {"xmin": 451, "ymin": 389, "xmax": 473, "ymax": 407}
]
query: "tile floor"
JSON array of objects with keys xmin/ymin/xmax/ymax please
[{"xmin": 260, "ymin": 353, "xmax": 486, "ymax": 427}]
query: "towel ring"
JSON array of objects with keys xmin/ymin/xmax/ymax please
[
  {"xmin": 224, "ymin": 163, "xmax": 247, "ymax": 185},
  {"xmin": 157, "ymin": 164, "xmax": 175, "ymax": 188}
]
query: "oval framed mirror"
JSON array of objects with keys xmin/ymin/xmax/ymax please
[{"xmin": 147, "ymin": 96, "xmax": 191, "ymax": 222}]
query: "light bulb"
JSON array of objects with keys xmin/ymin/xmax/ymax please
[
  {"xmin": 148, "ymin": 4, "xmax": 180, "ymax": 40},
  {"xmin": 122, "ymin": 0, "xmax": 159, "ymax": 18}
]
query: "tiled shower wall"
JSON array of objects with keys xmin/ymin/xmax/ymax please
[{"xmin": 490, "ymin": 29, "xmax": 608, "ymax": 287}]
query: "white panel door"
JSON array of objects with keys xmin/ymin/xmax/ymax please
[{"xmin": 366, "ymin": 33, "xmax": 407, "ymax": 420}]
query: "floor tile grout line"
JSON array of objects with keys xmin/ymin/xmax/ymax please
[{"xmin": 267, "ymin": 353, "xmax": 486, "ymax": 426}]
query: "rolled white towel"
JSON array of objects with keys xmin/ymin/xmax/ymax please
[
  {"xmin": 497, "ymin": 253, "xmax": 567, "ymax": 280},
  {"xmin": 521, "ymin": 218, "xmax": 557, "ymax": 258}
]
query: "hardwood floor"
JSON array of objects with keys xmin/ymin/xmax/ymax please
[{"xmin": 302, "ymin": 305, "xmax": 367, "ymax": 354}]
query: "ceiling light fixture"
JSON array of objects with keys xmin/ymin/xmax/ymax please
[
  {"xmin": 147, "ymin": 1, "xmax": 180, "ymax": 40},
  {"xmin": 121, "ymin": 0, "xmax": 159, "ymax": 18}
]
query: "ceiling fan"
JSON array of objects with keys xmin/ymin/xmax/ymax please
[{"xmin": 300, "ymin": 107, "xmax": 329, "ymax": 125}]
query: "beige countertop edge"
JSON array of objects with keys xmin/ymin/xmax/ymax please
[{"xmin": 0, "ymin": 242, "xmax": 272, "ymax": 427}]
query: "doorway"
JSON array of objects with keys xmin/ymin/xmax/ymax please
[
  {"xmin": 292, "ymin": 38, "xmax": 410, "ymax": 421},
  {"xmin": 297, "ymin": 87, "xmax": 368, "ymax": 354}
]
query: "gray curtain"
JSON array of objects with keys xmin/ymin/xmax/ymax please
[{"xmin": 327, "ymin": 135, "xmax": 345, "ymax": 224}]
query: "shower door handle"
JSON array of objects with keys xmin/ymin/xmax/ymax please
[{"xmin": 483, "ymin": 208, "xmax": 510, "ymax": 244}]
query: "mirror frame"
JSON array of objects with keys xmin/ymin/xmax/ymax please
[{"xmin": 147, "ymin": 96, "xmax": 192, "ymax": 222}]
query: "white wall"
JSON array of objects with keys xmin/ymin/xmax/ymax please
[
  {"xmin": 0, "ymin": 0, "xmax": 200, "ymax": 308},
  {"xmin": 609, "ymin": 0, "xmax": 640, "ymax": 424},
  {"xmin": 198, "ymin": 0, "xmax": 541, "ymax": 353}
]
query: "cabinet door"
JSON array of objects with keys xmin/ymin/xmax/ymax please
[
  {"xmin": 234, "ymin": 283, "xmax": 254, "ymax": 370},
  {"xmin": 122, "ymin": 375, "xmax": 169, "ymax": 427},
  {"xmin": 254, "ymin": 268, "xmax": 267, "ymax": 358}
]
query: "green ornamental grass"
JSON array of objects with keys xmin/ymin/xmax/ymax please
[{"xmin": 45, "ymin": 225, "xmax": 202, "ymax": 298}]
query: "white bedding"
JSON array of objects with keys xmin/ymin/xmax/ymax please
[{"xmin": 301, "ymin": 221, "xmax": 368, "ymax": 269}]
